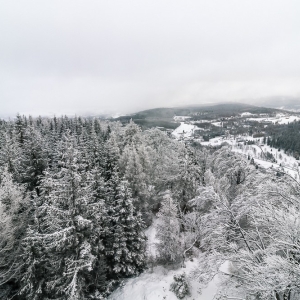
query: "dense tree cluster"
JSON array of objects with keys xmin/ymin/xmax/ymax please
[
  {"xmin": 267, "ymin": 121, "xmax": 300, "ymax": 159},
  {"xmin": 159, "ymin": 147, "xmax": 300, "ymax": 299},
  {"xmin": 0, "ymin": 115, "xmax": 204, "ymax": 299},
  {"xmin": 1, "ymin": 115, "xmax": 300, "ymax": 300}
]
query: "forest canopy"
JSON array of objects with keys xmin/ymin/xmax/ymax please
[{"xmin": 0, "ymin": 115, "xmax": 299, "ymax": 299}]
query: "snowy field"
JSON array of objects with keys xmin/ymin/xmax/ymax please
[
  {"xmin": 211, "ymin": 121, "xmax": 222, "ymax": 127},
  {"xmin": 200, "ymin": 136, "xmax": 299, "ymax": 180},
  {"xmin": 200, "ymin": 135, "xmax": 300, "ymax": 180},
  {"xmin": 232, "ymin": 142, "xmax": 300, "ymax": 179},
  {"xmin": 172, "ymin": 122, "xmax": 201, "ymax": 139},
  {"xmin": 174, "ymin": 116, "xmax": 192, "ymax": 121},
  {"xmin": 172, "ymin": 121, "xmax": 300, "ymax": 181},
  {"xmin": 173, "ymin": 113, "xmax": 300, "ymax": 126},
  {"xmin": 246, "ymin": 114, "xmax": 300, "ymax": 124}
]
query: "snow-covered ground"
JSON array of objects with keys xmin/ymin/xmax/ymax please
[
  {"xmin": 108, "ymin": 220, "xmax": 222, "ymax": 300},
  {"xmin": 172, "ymin": 122, "xmax": 200, "ymax": 139},
  {"xmin": 241, "ymin": 112, "xmax": 255, "ymax": 117},
  {"xmin": 145, "ymin": 219, "xmax": 159, "ymax": 258},
  {"xmin": 211, "ymin": 121, "xmax": 222, "ymax": 127},
  {"xmin": 108, "ymin": 260, "xmax": 220, "ymax": 300},
  {"xmin": 232, "ymin": 143, "xmax": 300, "ymax": 180},
  {"xmin": 200, "ymin": 135, "xmax": 300, "ymax": 180},
  {"xmin": 174, "ymin": 116, "xmax": 191, "ymax": 121},
  {"xmin": 172, "ymin": 121, "xmax": 300, "ymax": 180},
  {"xmin": 247, "ymin": 114, "xmax": 300, "ymax": 124},
  {"xmin": 200, "ymin": 136, "xmax": 234, "ymax": 147}
]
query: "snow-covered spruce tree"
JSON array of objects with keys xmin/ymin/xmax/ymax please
[
  {"xmin": 0, "ymin": 168, "xmax": 30, "ymax": 299},
  {"xmin": 87, "ymin": 170, "xmax": 109, "ymax": 298},
  {"xmin": 155, "ymin": 192, "xmax": 182, "ymax": 263},
  {"xmin": 84, "ymin": 122, "xmax": 105, "ymax": 172},
  {"xmin": 120, "ymin": 119, "xmax": 143, "ymax": 150},
  {"xmin": 0, "ymin": 130, "xmax": 22, "ymax": 180},
  {"xmin": 103, "ymin": 132, "xmax": 120, "ymax": 184},
  {"xmin": 20, "ymin": 132, "xmax": 107, "ymax": 299},
  {"xmin": 104, "ymin": 180, "xmax": 146, "ymax": 278},
  {"xmin": 14, "ymin": 114, "xmax": 27, "ymax": 145},
  {"xmin": 19, "ymin": 126, "xmax": 48, "ymax": 194},
  {"xmin": 103, "ymin": 134, "xmax": 146, "ymax": 279},
  {"xmin": 120, "ymin": 143, "xmax": 151, "ymax": 223},
  {"xmin": 134, "ymin": 142, "xmax": 157, "ymax": 219}
]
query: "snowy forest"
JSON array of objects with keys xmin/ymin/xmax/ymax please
[{"xmin": 0, "ymin": 115, "xmax": 300, "ymax": 300}]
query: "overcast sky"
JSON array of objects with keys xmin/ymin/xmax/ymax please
[{"xmin": 1, "ymin": 0, "xmax": 300, "ymax": 117}]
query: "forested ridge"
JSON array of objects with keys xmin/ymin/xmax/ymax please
[
  {"xmin": 267, "ymin": 121, "xmax": 300, "ymax": 159},
  {"xmin": 0, "ymin": 115, "xmax": 300, "ymax": 299}
]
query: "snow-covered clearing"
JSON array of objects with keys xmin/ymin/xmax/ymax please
[
  {"xmin": 241, "ymin": 112, "xmax": 255, "ymax": 117},
  {"xmin": 108, "ymin": 260, "xmax": 220, "ymax": 300},
  {"xmin": 211, "ymin": 122, "xmax": 222, "ymax": 127},
  {"xmin": 172, "ymin": 122, "xmax": 200, "ymax": 139},
  {"xmin": 200, "ymin": 136, "xmax": 235, "ymax": 147},
  {"xmin": 232, "ymin": 143, "xmax": 300, "ymax": 180},
  {"xmin": 172, "ymin": 121, "xmax": 300, "ymax": 180},
  {"xmin": 200, "ymin": 135, "xmax": 300, "ymax": 180},
  {"xmin": 109, "ymin": 220, "xmax": 222, "ymax": 300}
]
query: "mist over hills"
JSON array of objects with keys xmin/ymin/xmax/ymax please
[
  {"xmin": 252, "ymin": 97, "xmax": 300, "ymax": 111},
  {"xmin": 113, "ymin": 101, "xmax": 289, "ymax": 119}
]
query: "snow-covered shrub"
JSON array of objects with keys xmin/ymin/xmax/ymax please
[{"xmin": 170, "ymin": 273, "xmax": 190, "ymax": 299}]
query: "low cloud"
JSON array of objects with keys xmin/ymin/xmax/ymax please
[{"xmin": 0, "ymin": 0, "xmax": 300, "ymax": 116}]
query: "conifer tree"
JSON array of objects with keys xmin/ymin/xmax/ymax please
[
  {"xmin": 19, "ymin": 126, "xmax": 48, "ymax": 195},
  {"xmin": 104, "ymin": 180, "xmax": 146, "ymax": 277},
  {"xmin": 14, "ymin": 114, "xmax": 26, "ymax": 145},
  {"xmin": 84, "ymin": 122, "xmax": 105, "ymax": 172},
  {"xmin": 121, "ymin": 120, "xmax": 142, "ymax": 149},
  {"xmin": 0, "ymin": 169, "xmax": 30, "ymax": 299},
  {"xmin": 21, "ymin": 132, "xmax": 107, "ymax": 299},
  {"xmin": 0, "ymin": 131, "xmax": 21, "ymax": 180},
  {"xmin": 121, "ymin": 143, "xmax": 151, "ymax": 222}
]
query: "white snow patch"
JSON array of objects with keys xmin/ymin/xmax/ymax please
[
  {"xmin": 199, "ymin": 135, "xmax": 300, "ymax": 181},
  {"xmin": 108, "ymin": 259, "xmax": 220, "ymax": 300},
  {"xmin": 211, "ymin": 122, "xmax": 222, "ymax": 127},
  {"xmin": 172, "ymin": 122, "xmax": 199, "ymax": 139},
  {"xmin": 241, "ymin": 112, "xmax": 255, "ymax": 117},
  {"xmin": 108, "ymin": 219, "xmax": 221, "ymax": 300},
  {"xmin": 201, "ymin": 136, "xmax": 235, "ymax": 147},
  {"xmin": 277, "ymin": 115, "xmax": 300, "ymax": 124},
  {"xmin": 247, "ymin": 115, "xmax": 300, "ymax": 124},
  {"xmin": 145, "ymin": 219, "xmax": 159, "ymax": 258}
]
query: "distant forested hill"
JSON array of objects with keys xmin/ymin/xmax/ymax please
[{"xmin": 113, "ymin": 103, "xmax": 286, "ymax": 129}]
